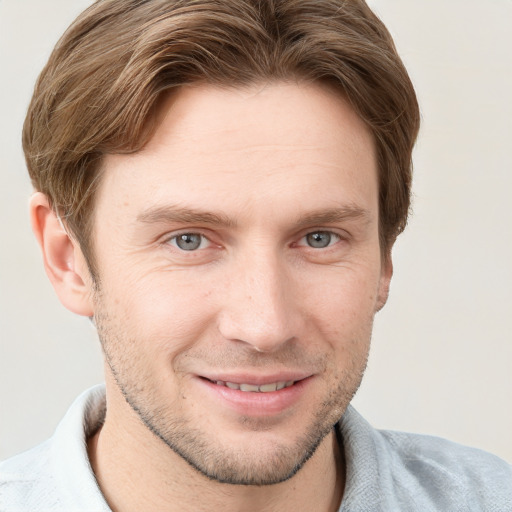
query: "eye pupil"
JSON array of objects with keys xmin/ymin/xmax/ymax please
[
  {"xmin": 176, "ymin": 233, "xmax": 202, "ymax": 251},
  {"xmin": 306, "ymin": 232, "xmax": 331, "ymax": 248}
]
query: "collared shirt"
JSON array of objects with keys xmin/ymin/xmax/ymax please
[{"xmin": 1, "ymin": 385, "xmax": 511, "ymax": 511}]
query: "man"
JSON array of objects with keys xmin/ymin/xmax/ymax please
[{"xmin": 1, "ymin": 0, "xmax": 511, "ymax": 510}]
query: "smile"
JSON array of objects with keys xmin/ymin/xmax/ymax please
[
  {"xmin": 212, "ymin": 380, "xmax": 295, "ymax": 392},
  {"xmin": 199, "ymin": 375, "xmax": 312, "ymax": 416}
]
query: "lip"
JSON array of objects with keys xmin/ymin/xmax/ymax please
[
  {"xmin": 200, "ymin": 371, "xmax": 313, "ymax": 387},
  {"xmin": 196, "ymin": 372, "xmax": 314, "ymax": 417}
]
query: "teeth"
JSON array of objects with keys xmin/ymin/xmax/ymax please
[
  {"xmin": 239, "ymin": 383, "xmax": 260, "ymax": 392},
  {"xmin": 214, "ymin": 380, "xmax": 295, "ymax": 392},
  {"xmin": 259, "ymin": 383, "xmax": 278, "ymax": 392}
]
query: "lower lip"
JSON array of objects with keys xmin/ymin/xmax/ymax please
[{"xmin": 198, "ymin": 377, "xmax": 312, "ymax": 417}]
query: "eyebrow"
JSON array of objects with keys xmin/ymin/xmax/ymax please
[
  {"xmin": 295, "ymin": 206, "xmax": 372, "ymax": 229},
  {"xmin": 136, "ymin": 204, "xmax": 371, "ymax": 229},
  {"xmin": 137, "ymin": 205, "xmax": 238, "ymax": 228}
]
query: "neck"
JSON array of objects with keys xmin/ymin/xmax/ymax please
[{"xmin": 87, "ymin": 387, "xmax": 345, "ymax": 512}]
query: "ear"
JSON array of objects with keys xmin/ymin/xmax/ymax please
[
  {"xmin": 375, "ymin": 254, "xmax": 393, "ymax": 312},
  {"xmin": 30, "ymin": 192, "xmax": 94, "ymax": 316}
]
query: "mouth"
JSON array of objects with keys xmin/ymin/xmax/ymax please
[
  {"xmin": 205, "ymin": 379, "xmax": 296, "ymax": 393},
  {"xmin": 197, "ymin": 374, "xmax": 313, "ymax": 417}
]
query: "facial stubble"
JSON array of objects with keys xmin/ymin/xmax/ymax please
[{"xmin": 93, "ymin": 296, "xmax": 370, "ymax": 486}]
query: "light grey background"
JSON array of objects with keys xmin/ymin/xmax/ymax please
[{"xmin": 1, "ymin": 0, "xmax": 511, "ymax": 462}]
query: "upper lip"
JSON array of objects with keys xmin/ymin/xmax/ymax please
[{"xmin": 198, "ymin": 371, "xmax": 313, "ymax": 386}]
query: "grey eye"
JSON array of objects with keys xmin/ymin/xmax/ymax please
[
  {"xmin": 175, "ymin": 233, "xmax": 203, "ymax": 251},
  {"xmin": 306, "ymin": 231, "xmax": 333, "ymax": 248}
]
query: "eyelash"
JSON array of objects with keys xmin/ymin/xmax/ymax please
[
  {"xmin": 164, "ymin": 230, "xmax": 344, "ymax": 252},
  {"xmin": 297, "ymin": 231, "xmax": 342, "ymax": 249},
  {"xmin": 166, "ymin": 232, "xmax": 211, "ymax": 251}
]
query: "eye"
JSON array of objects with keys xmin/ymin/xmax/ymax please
[
  {"xmin": 168, "ymin": 233, "xmax": 210, "ymax": 251},
  {"xmin": 302, "ymin": 231, "xmax": 340, "ymax": 249}
]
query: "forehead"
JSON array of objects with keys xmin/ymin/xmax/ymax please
[{"xmin": 95, "ymin": 81, "xmax": 377, "ymax": 225}]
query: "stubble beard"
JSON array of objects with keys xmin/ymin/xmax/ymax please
[{"xmin": 93, "ymin": 301, "xmax": 370, "ymax": 486}]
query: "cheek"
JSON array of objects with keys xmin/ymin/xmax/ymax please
[
  {"xmin": 108, "ymin": 270, "xmax": 218, "ymax": 355},
  {"xmin": 302, "ymin": 265, "xmax": 381, "ymax": 331}
]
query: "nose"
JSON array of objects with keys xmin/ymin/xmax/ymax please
[{"xmin": 217, "ymin": 248, "xmax": 303, "ymax": 353}]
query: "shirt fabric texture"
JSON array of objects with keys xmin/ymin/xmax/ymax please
[{"xmin": 1, "ymin": 385, "xmax": 511, "ymax": 511}]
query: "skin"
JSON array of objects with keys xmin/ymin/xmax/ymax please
[{"xmin": 31, "ymin": 81, "xmax": 392, "ymax": 512}]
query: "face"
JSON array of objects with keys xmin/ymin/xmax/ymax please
[{"xmin": 89, "ymin": 82, "xmax": 391, "ymax": 485}]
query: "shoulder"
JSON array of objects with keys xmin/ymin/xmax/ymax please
[
  {"xmin": 381, "ymin": 429, "xmax": 512, "ymax": 499},
  {"xmin": 0, "ymin": 385, "xmax": 109, "ymax": 512},
  {"xmin": 0, "ymin": 440, "xmax": 62, "ymax": 511},
  {"xmin": 338, "ymin": 406, "xmax": 512, "ymax": 511}
]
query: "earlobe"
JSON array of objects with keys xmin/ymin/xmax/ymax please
[
  {"xmin": 30, "ymin": 192, "xmax": 94, "ymax": 316},
  {"xmin": 376, "ymin": 256, "xmax": 393, "ymax": 312}
]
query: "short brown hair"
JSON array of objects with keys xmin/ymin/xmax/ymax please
[{"xmin": 23, "ymin": 0, "xmax": 420, "ymax": 279}]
